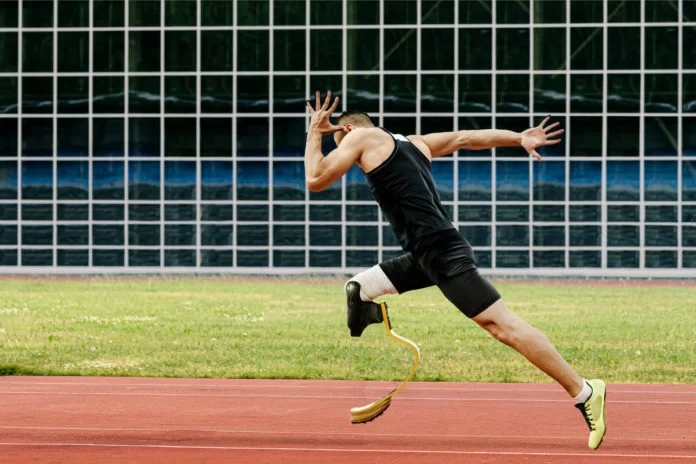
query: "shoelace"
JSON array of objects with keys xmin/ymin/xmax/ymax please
[{"xmin": 575, "ymin": 403, "xmax": 596, "ymax": 431}]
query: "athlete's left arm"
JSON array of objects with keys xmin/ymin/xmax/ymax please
[
  {"xmin": 305, "ymin": 130, "xmax": 363, "ymax": 192},
  {"xmin": 303, "ymin": 91, "xmax": 360, "ymax": 192}
]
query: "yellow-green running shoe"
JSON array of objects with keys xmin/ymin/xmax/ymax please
[{"xmin": 575, "ymin": 379, "xmax": 607, "ymax": 450}]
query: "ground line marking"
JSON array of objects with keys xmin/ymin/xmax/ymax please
[
  {"xmin": 0, "ymin": 426, "xmax": 692, "ymax": 443},
  {"xmin": 1, "ymin": 381, "xmax": 695, "ymax": 396},
  {"xmin": 1, "ymin": 391, "xmax": 695, "ymax": 404},
  {"xmin": 0, "ymin": 442, "xmax": 693, "ymax": 459}
]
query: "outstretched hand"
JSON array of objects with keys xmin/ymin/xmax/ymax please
[
  {"xmin": 306, "ymin": 90, "xmax": 346, "ymax": 136},
  {"xmin": 521, "ymin": 117, "xmax": 564, "ymax": 161}
]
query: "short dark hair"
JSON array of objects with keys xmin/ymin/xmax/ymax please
[{"xmin": 336, "ymin": 111, "xmax": 374, "ymax": 127}]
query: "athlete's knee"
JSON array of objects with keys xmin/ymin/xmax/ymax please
[
  {"xmin": 346, "ymin": 265, "xmax": 398, "ymax": 302},
  {"xmin": 474, "ymin": 300, "xmax": 527, "ymax": 347},
  {"xmin": 481, "ymin": 317, "xmax": 528, "ymax": 347},
  {"xmin": 478, "ymin": 319, "xmax": 511, "ymax": 345}
]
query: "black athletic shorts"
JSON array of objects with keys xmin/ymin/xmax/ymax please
[{"xmin": 379, "ymin": 229, "xmax": 501, "ymax": 318}]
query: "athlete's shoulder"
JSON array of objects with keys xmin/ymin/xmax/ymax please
[
  {"xmin": 359, "ymin": 126, "xmax": 389, "ymax": 136},
  {"xmin": 343, "ymin": 127, "xmax": 390, "ymax": 144},
  {"xmin": 402, "ymin": 134, "xmax": 432, "ymax": 159}
]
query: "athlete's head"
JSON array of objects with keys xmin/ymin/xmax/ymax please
[{"xmin": 334, "ymin": 111, "xmax": 374, "ymax": 146}]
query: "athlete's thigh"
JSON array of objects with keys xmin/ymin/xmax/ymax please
[
  {"xmin": 379, "ymin": 253, "xmax": 436, "ymax": 294},
  {"xmin": 437, "ymin": 269, "xmax": 502, "ymax": 318}
]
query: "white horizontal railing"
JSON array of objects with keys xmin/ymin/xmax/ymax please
[{"xmin": 0, "ymin": 265, "xmax": 694, "ymax": 279}]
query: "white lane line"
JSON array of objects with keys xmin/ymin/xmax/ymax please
[
  {"xmin": 0, "ymin": 391, "xmax": 695, "ymax": 404},
  {"xmin": 0, "ymin": 442, "xmax": 694, "ymax": 459},
  {"xmin": 1, "ymin": 381, "xmax": 695, "ymax": 395},
  {"xmin": 0, "ymin": 426, "xmax": 693, "ymax": 443}
]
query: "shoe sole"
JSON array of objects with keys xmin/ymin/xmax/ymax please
[
  {"xmin": 593, "ymin": 387, "xmax": 608, "ymax": 450},
  {"xmin": 598, "ymin": 389, "xmax": 607, "ymax": 449}
]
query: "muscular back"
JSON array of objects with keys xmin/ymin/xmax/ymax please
[
  {"xmin": 350, "ymin": 127, "xmax": 433, "ymax": 173},
  {"xmin": 353, "ymin": 126, "xmax": 455, "ymax": 253}
]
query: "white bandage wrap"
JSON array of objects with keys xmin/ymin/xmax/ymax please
[{"xmin": 347, "ymin": 265, "xmax": 398, "ymax": 302}]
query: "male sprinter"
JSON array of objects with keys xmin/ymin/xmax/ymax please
[{"xmin": 305, "ymin": 91, "xmax": 607, "ymax": 450}]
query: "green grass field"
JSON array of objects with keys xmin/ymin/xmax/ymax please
[{"xmin": 0, "ymin": 278, "xmax": 694, "ymax": 384}]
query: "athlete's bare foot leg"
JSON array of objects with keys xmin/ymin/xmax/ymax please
[{"xmin": 472, "ymin": 299, "xmax": 584, "ymax": 397}]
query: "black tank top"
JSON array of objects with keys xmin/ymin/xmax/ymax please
[{"xmin": 365, "ymin": 128, "xmax": 455, "ymax": 252}]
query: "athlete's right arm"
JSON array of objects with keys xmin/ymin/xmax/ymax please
[
  {"xmin": 420, "ymin": 118, "xmax": 563, "ymax": 161},
  {"xmin": 419, "ymin": 129, "xmax": 522, "ymax": 158}
]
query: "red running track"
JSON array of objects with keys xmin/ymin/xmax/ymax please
[{"xmin": 0, "ymin": 377, "xmax": 694, "ymax": 463}]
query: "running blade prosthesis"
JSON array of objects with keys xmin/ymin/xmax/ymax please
[{"xmin": 350, "ymin": 302, "xmax": 421, "ymax": 424}]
